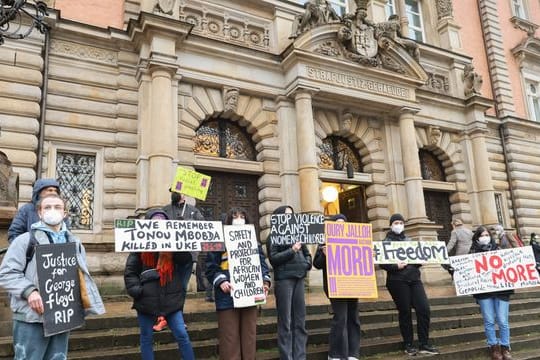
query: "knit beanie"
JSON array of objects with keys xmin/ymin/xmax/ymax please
[{"xmin": 389, "ymin": 213, "xmax": 405, "ymax": 225}]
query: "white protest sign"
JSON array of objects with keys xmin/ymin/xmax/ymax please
[
  {"xmin": 450, "ymin": 246, "xmax": 540, "ymax": 296},
  {"xmin": 114, "ymin": 219, "xmax": 225, "ymax": 252},
  {"xmin": 224, "ymin": 224, "xmax": 266, "ymax": 308},
  {"xmin": 373, "ymin": 241, "xmax": 449, "ymax": 264}
]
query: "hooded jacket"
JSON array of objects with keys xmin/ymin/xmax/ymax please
[
  {"xmin": 266, "ymin": 206, "xmax": 312, "ymax": 281},
  {"xmin": 8, "ymin": 179, "xmax": 60, "ymax": 243},
  {"xmin": 0, "ymin": 222, "xmax": 105, "ymax": 323}
]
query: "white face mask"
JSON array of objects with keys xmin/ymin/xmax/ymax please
[
  {"xmin": 42, "ymin": 210, "xmax": 64, "ymax": 226},
  {"xmin": 232, "ymin": 218, "xmax": 245, "ymax": 225},
  {"xmin": 478, "ymin": 236, "xmax": 491, "ymax": 245},
  {"xmin": 391, "ymin": 224, "xmax": 404, "ymax": 234}
]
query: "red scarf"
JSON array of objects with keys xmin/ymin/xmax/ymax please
[{"xmin": 141, "ymin": 252, "xmax": 174, "ymax": 286}]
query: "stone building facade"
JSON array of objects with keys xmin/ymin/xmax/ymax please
[{"xmin": 1, "ymin": 0, "xmax": 539, "ymax": 290}]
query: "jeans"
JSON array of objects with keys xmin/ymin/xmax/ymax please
[
  {"xmin": 13, "ymin": 320, "xmax": 69, "ymax": 360},
  {"xmin": 275, "ymin": 278, "xmax": 308, "ymax": 360},
  {"xmin": 178, "ymin": 261, "xmax": 193, "ymax": 311},
  {"xmin": 328, "ymin": 299, "xmax": 360, "ymax": 359},
  {"xmin": 386, "ymin": 279, "xmax": 431, "ymax": 345},
  {"xmin": 477, "ymin": 297, "xmax": 510, "ymax": 347},
  {"xmin": 137, "ymin": 310, "xmax": 195, "ymax": 360}
]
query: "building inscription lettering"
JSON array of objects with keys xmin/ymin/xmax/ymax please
[{"xmin": 306, "ymin": 66, "xmax": 410, "ymax": 99}]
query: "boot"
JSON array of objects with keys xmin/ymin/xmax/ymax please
[
  {"xmin": 489, "ymin": 345, "xmax": 503, "ymax": 360},
  {"xmin": 500, "ymin": 345, "xmax": 512, "ymax": 360}
]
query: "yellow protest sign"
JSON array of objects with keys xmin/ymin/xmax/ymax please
[{"xmin": 170, "ymin": 167, "xmax": 212, "ymax": 201}]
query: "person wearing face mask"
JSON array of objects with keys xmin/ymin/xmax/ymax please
[
  {"xmin": 379, "ymin": 213, "xmax": 439, "ymax": 356},
  {"xmin": 206, "ymin": 207, "xmax": 271, "ymax": 359},
  {"xmin": 313, "ymin": 214, "xmax": 361, "ymax": 360},
  {"xmin": 266, "ymin": 205, "xmax": 312, "ymax": 360},
  {"xmin": 0, "ymin": 193, "xmax": 105, "ymax": 359},
  {"xmin": 158, "ymin": 190, "xmax": 207, "ymax": 331},
  {"xmin": 470, "ymin": 226, "xmax": 514, "ymax": 360}
]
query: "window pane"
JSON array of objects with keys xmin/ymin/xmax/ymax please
[
  {"xmin": 56, "ymin": 152, "xmax": 96, "ymax": 230},
  {"xmin": 386, "ymin": 0, "xmax": 396, "ymax": 17},
  {"xmin": 405, "ymin": 0, "xmax": 420, "ymax": 13},
  {"xmin": 533, "ymin": 99, "xmax": 540, "ymax": 121}
]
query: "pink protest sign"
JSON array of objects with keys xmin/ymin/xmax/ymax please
[{"xmin": 325, "ymin": 222, "xmax": 378, "ymax": 299}]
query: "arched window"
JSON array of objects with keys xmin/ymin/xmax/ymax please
[
  {"xmin": 419, "ymin": 149, "xmax": 445, "ymax": 181},
  {"xmin": 319, "ymin": 136, "xmax": 362, "ymax": 172},
  {"xmin": 193, "ymin": 119, "xmax": 256, "ymax": 161}
]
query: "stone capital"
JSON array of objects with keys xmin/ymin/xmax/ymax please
[
  {"xmin": 397, "ymin": 106, "xmax": 421, "ymax": 118},
  {"xmin": 286, "ymin": 85, "xmax": 320, "ymax": 100}
]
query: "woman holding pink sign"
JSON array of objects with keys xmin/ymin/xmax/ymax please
[
  {"xmin": 469, "ymin": 226, "xmax": 513, "ymax": 360},
  {"xmin": 313, "ymin": 213, "xmax": 361, "ymax": 360},
  {"xmin": 206, "ymin": 207, "xmax": 271, "ymax": 360}
]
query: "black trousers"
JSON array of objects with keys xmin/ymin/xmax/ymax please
[
  {"xmin": 386, "ymin": 279, "xmax": 430, "ymax": 345},
  {"xmin": 328, "ymin": 298, "xmax": 360, "ymax": 359}
]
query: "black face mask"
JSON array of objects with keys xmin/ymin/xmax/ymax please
[{"xmin": 171, "ymin": 192, "xmax": 182, "ymax": 205}]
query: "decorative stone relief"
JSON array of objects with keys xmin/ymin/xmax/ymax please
[
  {"xmin": 0, "ymin": 152, "xmax": 18, "ymax": 207},
  {"xmin": 436, "ymin": 0, "xmax": 454, "ymax": 20},
  {"xmin": 179, "ymin": 1, "xmax": 270, "ymax": 50},
  {"xmin": 289, "ymin": 0, "xmax": 341, "ymax": 39},
  {"xmin": 338, "ymin": 10, "xmax": 379, "ymax": 66},
  {"xmin": 314, "ymin": 41, "xmax": 341, "ymax": 57},
  {"xmin": 463, "ymin": 64, "xmax": 483, "ymax": 97},
  {"xmin": 428, "ymin": 126, "xmax": 442, "ymax": 146},
  {"xmin": 375, "ymin": 15, "xmax": 420, "ymax": 61},
  {"xmin": 340, "ymin": 111, "xmax": 353, "ymax": 133},
  {"xmin": 223, "ymin": 88, "xmax": 239, "ymax": 112},
  {"xmin": 510, "ymin": 17, "xmax": 540, "ymax": 37},
  {"xmin": 154, "ymin": 0, "xmax": 175, "ymax": 15},
  {"xmin": 424, "ymin": 71, "xmax": 450, "ymax": 94},
  {"xmin": 50, "ymin": 39, "xmax": 117, "ymax": 65}
]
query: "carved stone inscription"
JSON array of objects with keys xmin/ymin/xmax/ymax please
[{"xmin": 306, "ymin": 66, "xmax": 411, "ymax": 99}]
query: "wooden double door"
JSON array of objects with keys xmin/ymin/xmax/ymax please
[{"xmin": 196, "ymin": 170, "xmax": 260, "ymax": 233}]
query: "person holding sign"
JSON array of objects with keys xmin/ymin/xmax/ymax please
[
  {"xmin": 0, "ymin": 194, "xmax": 105, "ymax": 359},
  {"xmin": 379, "ymin": 213, "xmax": 439, "ymax": 356},
  {"xmin": 267, "ymin": 205, "xmax": 312, "ymax": 360},
  {"xmin": 469, "ymin": 226, "xmax": 514, "ymax": 360},
  {"xmin": 313, "ymin": 214, "xmax": 361, "ymax": 360},
  {"xmin": 124, "ymin": 209, "xmax": 195, "ymax": 360},
  {"xmin": 206, "ymin": 207, "xmax": 271, "ymax": 360}
]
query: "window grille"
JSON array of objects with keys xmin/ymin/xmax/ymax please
[{"xmin": 55, "ymin": 152, "xmax": 96, "ymax": 230}]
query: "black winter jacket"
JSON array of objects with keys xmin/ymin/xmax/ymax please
[
  {"xmin": 267, "ymin": 240, "xmax": 312, "ymax": 281},
  {"xmin": 313, "ymin": 243, "xmax": 329, "ymax": 297},
  {"xmin": 379, "ymin": 231, "xmax": 422, "ymax": 283},
  {"xmin": 206, "ymin": 245, "xmax": 271, "ymax": 311},
  {"xmin": 124, "ymin": 252, "xmax": 192, "ymax": 316}
]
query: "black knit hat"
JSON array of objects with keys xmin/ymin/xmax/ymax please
[
  {"xmin": 389, "ymin": 213, "xmax": 405, "ymax": 225},
  {"xmin": 331, "ymin": 214, "xmax": 347, "ymax": 222}
]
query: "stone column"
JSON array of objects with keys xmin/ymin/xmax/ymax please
[
  {"xmin": 276, "ymin": 96, "xmax": 301, "ymax": 210},
  {"xmin": 294, "ymin": 89, "xmax": 321, "ymax": 213},
  {"xmin": 396, "ymin": 0, "xmax": 410, "ymax": 38},
  {"xmin": 130, "ymin": 13, "xmax": 192, "ymax": 210},
  {"xmin": 469, "ymin": 129, "xmax": 499, "ymax": 225},
  {"xmin": 436, "ymin": 0, "xmax": 462, "ymax": 51},
  {"xmin": 398, "ymin": 108, "xmax": 427, "ymax": 222}
]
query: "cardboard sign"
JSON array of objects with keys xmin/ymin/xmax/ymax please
[
  {"xmin": 170, "ymin": 167, "xmax": 211, "ymax": 201},
  {"xmin": 450, "ymin": 246, "xmax": 540, "ymax": 296},
  {"xmin": 114, "ymin": 219, "xmax": 225, "ymax": 252},
  {"xmin": 269, "ymin": 213, "xmax": 325, "ymax": 245},
  {"xmin": 373, "ymin": 241, "xmax": 449, "ymax": 264},
  {"xmin": 326, "ymin": 222, "xmax": 378, "ymax": 299},
  {"xmin": 35, "ymin": 242, "xmax": 85, "ymax": 336},
  {"xmin": 224, "ymin": 224, "xmax": 266, "ymax": 308}
]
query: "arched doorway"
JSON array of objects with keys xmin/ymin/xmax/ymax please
[
  {"xmin": 192, "ymin": 118, "xmax": 260, "ymax": 230},
  {"xmin": 420, "ymin": 149, "xmax": 452, "ymax": 243},
  {"xmin": 319, "ymin": 136, "xmax": 368, "ymax": 222}
]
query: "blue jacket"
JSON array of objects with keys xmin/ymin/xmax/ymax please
[
  {"xmin": 8, "ymin": 179, "xmax": 60, "ymax": 243},
  {"xmin": 206, "ymin": 245, "xmax": 271, "ymax": 311}
]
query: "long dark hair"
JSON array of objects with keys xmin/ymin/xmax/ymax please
[
  {"xmin": 471, "ymin": 225, "xmax": 496, "ymax": 252},
  {"xmin": 224, "ymin": 207, "xmax": 250, "ymax": 225}
]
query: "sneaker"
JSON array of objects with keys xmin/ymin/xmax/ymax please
[
  {"xmin": 419, "ymin": 343, "xmax": 440, "ymax": 355},
  {"xmin": 152, "ymin": 316, "xmax": 167, "ymax": 332},
  {"xmin": 404, "ymin": 343, "xmax": 417, "ymax": 356}
]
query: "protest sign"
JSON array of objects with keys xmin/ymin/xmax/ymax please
[
  {"xmin": 170, "ymin": 167, "xmax": 211, "ymax": 201},
  {"xmin": 450, "ymin": 246, "xmax": 540, "ymax": 296},
  {"xmin": 35, "ymin": 242, "xmax": 85, "ymax": 336},
  {"xmin": 373, "ymin": 241, "xmax": 449, "ymax": 264},
  {"xmin": 269, "ymin": 212, "xmax": 325, "ymax": 245},
  {"xmin": 224, "ymin": 224, "xmax": 266, "ymax": 308},
  {"xmin": 114, "ymin": 219, "xmax": 225, "ymax": 252},
  {"xmin": 326, "ymin": 222, "xmax": 377, "ymax": 299}
]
